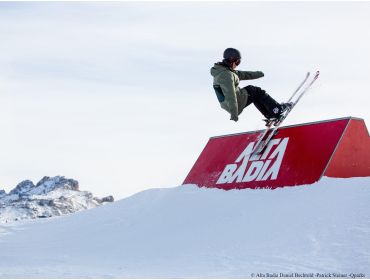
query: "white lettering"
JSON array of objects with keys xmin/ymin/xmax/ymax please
[
  {"xmin": 242, "ymin": 161, "xmax": 264, "ymax": 182},
  {"xmin": 216, "ymin": 164, "xmax": 237, "ymax": 184},
  {"xmin": 256, "ymin": 160, "xmax": 272, "ymax": 181},
  {"xmin": 228, "ymin": 142, "xmax": 254, "ymax": 183},
  {"xmin": 262, "ymin": 138, "xmax": 289, "ymax": 180},
  {"xmin": 260, "ymin": 139, "xmax": 280, "ymax": 160},
  {"xmin": 216, "ymin": 137, "xmax": 289, "ymax": 184}
]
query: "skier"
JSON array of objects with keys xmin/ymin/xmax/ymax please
[{"xmin": 210, "ymin": 48, "xmax": 292, "ymax": 123}]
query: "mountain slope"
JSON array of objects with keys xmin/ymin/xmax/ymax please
[
  {"xmin": 0, "ymin": 177, "xmax": 369, "ymax": 278},
  {"xmin": 0, "ymin": 176, "xmax": 114, "ymax": 223}
]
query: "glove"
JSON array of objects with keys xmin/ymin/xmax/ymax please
[
  {"xmin": 256, "ymin": 71, "xmax": 264, "ymax": 77},
  {"xmin": 230, "ymin": 114, "xmax": 239, "ymax": 122}
]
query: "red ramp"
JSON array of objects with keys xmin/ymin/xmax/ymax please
[{"xmin": 184, "ymin": 117, "xmax": 370, "ymax": 190}]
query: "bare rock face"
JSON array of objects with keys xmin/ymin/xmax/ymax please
[
  {"xmin": 94, "ymin": 195, "xmax": 115, "ymax": 204},
  {"xmin": 0, "ymin": 176, "xmax": 114, "ymax": 223},
  {"xmin": 9, "ymin": 180, "xmax": 35, "ymax": 195}
]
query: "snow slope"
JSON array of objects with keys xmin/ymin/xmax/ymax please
[{"xmin": 0, "ymin": 177, "xmax": 369, "ymax": 278}]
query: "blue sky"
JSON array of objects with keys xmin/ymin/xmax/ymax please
[{"xmin": 1, "ymin": 2, "xmax": 370, "ymax": 199}]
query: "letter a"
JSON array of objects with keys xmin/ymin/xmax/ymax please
[
  {"xmin": 217, "ymin": 164, "xmax": 237, "ymax": 184},
  {"xmin": 228, "ymin": 142, "xmax": 254, "ymax": 183},
  {"xmin": 262, "ymin": 138, "xmax": 289, "ymax": 180}
]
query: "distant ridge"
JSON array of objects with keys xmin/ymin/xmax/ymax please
[{"xmin": 0, "ymin": 176, "xmax": 113, "ymax": 223}]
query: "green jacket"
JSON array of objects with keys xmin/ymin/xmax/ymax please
[{"xmin": 210, "ymin": 63, "xmax": 264, "ymax": 119}]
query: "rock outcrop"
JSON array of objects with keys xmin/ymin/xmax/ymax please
[{"xmin": 0, "ymin": 176, "xmax": 114, "ymax": 223}]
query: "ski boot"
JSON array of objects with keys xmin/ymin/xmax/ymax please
[
  {"xmin": 273, "ymin": 102, "xmax": 293, "ymax": 126},
  {"xmin": 280, "ymin": 102, "xmax": 293, "ymax": 114}
]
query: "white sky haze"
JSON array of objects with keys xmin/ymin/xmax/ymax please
[{"xmin": 1, "ymin": 2, "xmax": 370, "ymax": 198}]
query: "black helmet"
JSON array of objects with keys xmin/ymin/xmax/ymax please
[{"xmin": 223, "ymin": 48, "xmax": 241, "ymax": 60}]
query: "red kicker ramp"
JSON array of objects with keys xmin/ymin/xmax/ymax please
[{"xmin": 183, "ymin": 117, "xmax": 370, "ymax": 190}]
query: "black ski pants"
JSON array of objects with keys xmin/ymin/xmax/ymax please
[{"xmin": 244, "ymin": 85, "xmax": 281, "ymax": 119}]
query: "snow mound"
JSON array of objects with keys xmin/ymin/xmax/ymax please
[{"xmin": 0, "ymin": 177, "xmax": 369, "ymax": 278}]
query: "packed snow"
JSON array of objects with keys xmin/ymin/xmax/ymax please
[{"xmin": 0, "ymin": 177, "xmax": 369, "ymax": 278}]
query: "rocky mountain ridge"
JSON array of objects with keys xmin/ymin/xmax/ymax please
[{"xmin": 0, "ymin": 176, "xmax": 114, "ymax": 223}]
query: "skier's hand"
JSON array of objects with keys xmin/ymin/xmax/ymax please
[{"xmin": 230, "ymin": 115, "xmax": 239, "ymax": 122}]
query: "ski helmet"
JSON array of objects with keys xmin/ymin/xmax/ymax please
[{"xmin": 223, "ymin": 48, "xmax": 241, "ymax": 60}]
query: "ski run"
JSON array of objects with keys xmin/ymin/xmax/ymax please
[{"xmin": 0, "ymin": 177, "xmax": 369, "ymax": 278}]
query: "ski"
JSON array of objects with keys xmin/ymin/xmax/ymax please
[
  {"xmin": 287, "ymin": 72, "xmax": 311, "ymax": 103},
  {"xmin": 251, "ymin": 72, "xmax": 311, "ymax": 155},
  {"xmin": 274, "ymin": 70, "xmax": 320, "ymax": 127},
  {"xmin": 252, "ymin": 71, "xmax": 320, "ymax": 155}
]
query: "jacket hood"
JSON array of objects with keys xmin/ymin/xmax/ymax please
[{"xmin": 210, "ymin": 63, "xmax": 231, "ymax": 77}]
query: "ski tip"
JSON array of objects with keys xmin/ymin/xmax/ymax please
[{"xmin": 313, "ymin": 70, "xmax": 320, "ymax": 79}]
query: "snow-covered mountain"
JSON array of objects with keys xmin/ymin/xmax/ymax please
[
  {"xmin": 0, "ymin": 177, "xmax": 369, "ymax": 278},
  {"xmin": 0, "ymin": 176, "xmax": 113, "ymax": 223}
]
